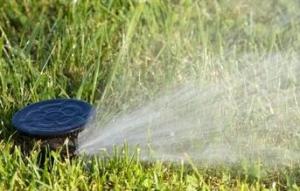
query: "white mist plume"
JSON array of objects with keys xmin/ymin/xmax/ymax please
[{"xmin": 78, "ymin": 53, "xmax": 300, "ymax": 166}]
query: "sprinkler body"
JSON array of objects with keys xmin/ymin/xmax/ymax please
[{"xmin": 12, "ymin": 99, "xmax": 93, "ymax": 157}]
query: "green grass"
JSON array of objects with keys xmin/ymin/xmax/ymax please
[{"xmin": 1, "ymin": 0, "xmax": 300, "ymax": 190}]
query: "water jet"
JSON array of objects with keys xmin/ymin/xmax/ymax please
[{"xmin": 12, "ymin": 99, "xmax": 93, "ymax": 157}]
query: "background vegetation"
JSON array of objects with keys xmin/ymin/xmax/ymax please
[{"xmin": 1, "ymin": 0, "xmax": 300, "ymax": 190}]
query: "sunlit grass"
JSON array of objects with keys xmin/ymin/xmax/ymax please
[{"xmin": 1, "ymin": 0, "xmax": 300, "ymax": 190}]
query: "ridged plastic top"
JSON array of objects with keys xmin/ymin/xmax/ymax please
[{"xmin": 12, "ymin": 99, "xmax": 93, "ymax": 137}]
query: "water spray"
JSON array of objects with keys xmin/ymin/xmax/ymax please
[
  {"xmin": 76, "ymin": 54, "xmax": 300, "ymax": 166},
  {"xmin": 12, "ymin": 99, "xmax": 93, "ymax": 157}
]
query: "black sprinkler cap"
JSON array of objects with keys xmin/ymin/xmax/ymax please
[{"xmin": 12, "ymin": 99, "xmax": 93, "ymax": 137}]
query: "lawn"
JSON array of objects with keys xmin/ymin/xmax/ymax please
[{"xmin": 1, "ymin": 0, "xmax": 300, "ymax": 190}]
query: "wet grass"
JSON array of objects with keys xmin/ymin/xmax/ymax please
[{"xmin": 1, "ymin": 0, "xmax": 300, "ymax": 190}]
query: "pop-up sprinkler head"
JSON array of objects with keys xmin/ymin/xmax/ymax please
[{"xmin": 12, "ymin": 99, "xmax": 93, "ymax": 157}]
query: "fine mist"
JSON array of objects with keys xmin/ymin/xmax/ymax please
[{"xmin": 77, "ymin": 53, "xmax": 300, "ymax": 166}]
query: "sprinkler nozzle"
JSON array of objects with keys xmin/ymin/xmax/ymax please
[{"xmin": 12, "ymin": 99, "xmax": 93, "ymax": 157}]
